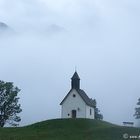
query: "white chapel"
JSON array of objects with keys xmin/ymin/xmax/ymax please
[{"xmin": 60, "ymin": 71, "xmax": 96, "ymax": 119}]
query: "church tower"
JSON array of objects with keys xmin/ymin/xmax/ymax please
[{"xmin": 71, "ymin": 71, "xmax": 80, "ymax": 89}]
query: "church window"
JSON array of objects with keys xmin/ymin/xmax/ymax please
[
  {"xmin": 73, "ymin": 94, "xmax": 76, "ymax": 97},
  {"xmin": 90, "ymin": 108, "xmax": 92, "ymax": 115}
]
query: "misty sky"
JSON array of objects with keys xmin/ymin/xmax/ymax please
[{"xmin": 0, "ymin": 0, "xmax": 140, "ymax": 126}]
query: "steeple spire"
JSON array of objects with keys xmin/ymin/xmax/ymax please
[{"xmin": 71, "ymin": 71, "xmax": 80, "ymax": 89}]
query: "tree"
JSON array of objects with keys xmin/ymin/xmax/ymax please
[
  {"xmin": 95, "ymin": 107, "xmax": 103, "ymax": 120},
  {"xmin": 0, "ymin": 80, "xmax": 22, "ymax": 127},
  {"xmin": 94, "ymin": 99, "xmax": 103, "ymax": 120},
  {"xmin": 134, "ymin": 98, "xmax": 140, "ymax": 119}
]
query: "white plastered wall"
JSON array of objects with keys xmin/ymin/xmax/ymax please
[{"xmin": 61, "ymin": 89, "xmax": 86, "ymax": 118}]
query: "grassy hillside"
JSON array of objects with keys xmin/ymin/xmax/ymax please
[{"xmin": 0, "ymin": 119, "xmax": 139, "ymax": 140}]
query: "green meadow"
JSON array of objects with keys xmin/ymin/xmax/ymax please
[{"xmin": 0, "ymin": 119, "xmax": 139, "ymax": 140}]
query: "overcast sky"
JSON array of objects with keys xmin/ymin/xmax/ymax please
[{"xmin": 0, "ymin": 0, "xmax": 140, "ymax": 126}]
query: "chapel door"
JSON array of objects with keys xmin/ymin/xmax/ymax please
[{"xmin": 72, "ymin": 110, "xmax": 76, "ymax": 118}]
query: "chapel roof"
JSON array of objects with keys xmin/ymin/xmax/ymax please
[
  {"xmin": 60, "ymin": 89, "xmax": 96, "ymax": 108},
  {"xmin": 77, "ymin": 89, "xmax": 96, "ymax": 108}
]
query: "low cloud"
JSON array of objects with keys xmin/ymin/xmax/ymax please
[{"xmin": 0, "ymin": 0, "xmax": 140, "ymax": 126}]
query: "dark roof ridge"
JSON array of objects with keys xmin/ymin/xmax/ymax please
[
  {"xmin": 76, "ymin": 89, "xmax": 96, "ymax": 108},
  {"xmin": 60, "ymin": 88, "xmax": 96, "ymax": 108}
]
